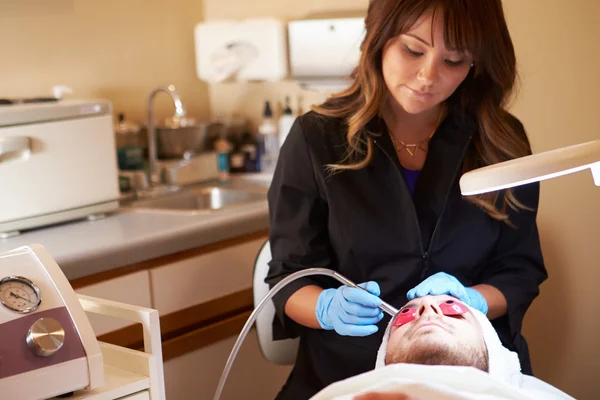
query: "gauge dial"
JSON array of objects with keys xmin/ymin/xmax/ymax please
[{"xmin": 0, "ymin": 276, "xmax": 41, "ymax": 313}]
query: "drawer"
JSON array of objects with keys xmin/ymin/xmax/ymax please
[
  {"xmin": 150, "ymin": 237, "xmax": 266, "ymax": 315},
  {"xmin": 163, "ymin": 328, "xmax": 290, "ymax": 400},
  {"xmin": 117, "ymin": 391, "xmax": 150, "ymax": 400}
]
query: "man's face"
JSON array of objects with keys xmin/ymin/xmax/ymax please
[{"xmin": 385, "ymin": 295, "xmax": 488, "ymax": 371}]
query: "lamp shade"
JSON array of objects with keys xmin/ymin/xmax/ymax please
[{"xmin": 459, "ymin": 140, "xmax": 600, "ymax": 195}]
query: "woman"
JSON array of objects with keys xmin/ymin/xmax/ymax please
[{"xmin": 266, "ymin": 0, "xmax": 547, "ymax": 399}]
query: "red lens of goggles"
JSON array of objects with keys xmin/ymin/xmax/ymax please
[{"xmin": 392, "ymin": 299, "xmax": 469, "ymax": 327}]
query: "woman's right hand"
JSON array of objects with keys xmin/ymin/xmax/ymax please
[{"xmin": 315, "ymin": 282, "xmax": 384, "ymax": 336}]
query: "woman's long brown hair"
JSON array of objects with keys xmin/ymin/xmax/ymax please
[{"xmin": 313, "ymin": 0, "xmax": 532, "ymax": 222}]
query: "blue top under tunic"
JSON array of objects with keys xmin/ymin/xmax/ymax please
[{"xmin": 401, "ymin": 167, "xmax": 421, "ymax": 196}]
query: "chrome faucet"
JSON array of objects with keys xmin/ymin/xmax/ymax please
[{"xmin": 147, "ymin": 85, "xmax": 186, "ymax": 186}]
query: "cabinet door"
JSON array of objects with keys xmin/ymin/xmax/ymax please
[
  {"xmin": 163, "ymin": 329, "xmax": 291, "ymax": 400},
  {"xmin": 150, "ymin": 237, "xmax": 266, "ymax": 315},
  {"xmin": 117, "ymin": 391, "xmax": 150, "ymax": 400},
  {"xmin": 75, "ymin": 270, "xmax": 152, "ymax": 336}
]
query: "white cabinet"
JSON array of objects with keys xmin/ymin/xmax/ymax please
[
  {"xmin": 164, "ymin": 329, "xmax": 291, "ymax": 400},
  {"xmin": 117, "ymin": 391, "xmax": 150, "ymax": 400},
  {"xmin": 150, "ymin": 237, "xmax": 266, "ymax": 316},
  {"xmin": 75, "ymin": 270, "xmax": 152, "ymax": 336}
]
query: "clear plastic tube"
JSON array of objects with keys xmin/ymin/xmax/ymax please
[{"xmin": 213, "ymin": 267, "xmax": 399, "ymax": 400}]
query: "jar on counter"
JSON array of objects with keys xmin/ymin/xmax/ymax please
[{"xmin": 114, "ymin": 113, "xmax": 145, "ymax": 171}]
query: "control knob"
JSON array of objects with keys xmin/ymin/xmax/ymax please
[{"xmin": 26, "ymin": 318, "xmax": 65, "ymax": 356}]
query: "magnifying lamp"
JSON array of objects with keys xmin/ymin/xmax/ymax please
[{"xmin": 459, "ymin": 140, "xmax": 600, "ymax": 195}]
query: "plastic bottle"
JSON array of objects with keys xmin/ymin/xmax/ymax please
[
  {"xmin": 226, "ymin": 114, "xmax": 249, "ymax": 173},
  {"xmin": 278, "ymin": 96, "xmax": 296, "ymax": 148},
  {"xmin": 237, "ymin": 130, "xmax": 257, "ymax": 172},
  {"xmin": 256, "ymin": 100, "xmax": 279, "ymax": 173},
  {"xmin": 214, "ymin": 137, "xmax": 233, "ymax": 184}
]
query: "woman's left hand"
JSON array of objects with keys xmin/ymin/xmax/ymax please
[{"xmin": 406, "ymin": 272, "xmax": 488, "ymax": 314}]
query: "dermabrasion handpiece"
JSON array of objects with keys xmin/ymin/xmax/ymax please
[
  {"xmin": 213, "ymin": 267, "xmax": 399, "ymax": 400},
  {"xmin": 329, "ymin": 271, "xmax": 399, "ymax": 317}
]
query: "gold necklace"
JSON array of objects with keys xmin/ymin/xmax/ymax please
[{"xmin": 389, "ymin": 106, "xmax": 445, "ymax": 157}]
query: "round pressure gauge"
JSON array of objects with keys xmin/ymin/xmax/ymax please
[{"xmin": 0, "ymin": 276, "xmax": 42, "ymax": 313}]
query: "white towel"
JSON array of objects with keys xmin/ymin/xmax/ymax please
[
  {"xmin": 311, "ymin": 363, "xmax": 575, "ymax": 400},
  {"xmin": 374, "ymin": 304, "xmax": 523, "ymax": 386},
  {"xmin": 311, "ymin": 305, "xmax": 576, "ymax": 400}
]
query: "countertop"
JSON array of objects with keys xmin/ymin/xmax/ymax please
[{"xmin": 0, "ymin": 174, "xmax": 272, "ymax": 281}]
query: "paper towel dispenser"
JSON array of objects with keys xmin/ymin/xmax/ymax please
[
  {"xmin": 288, "ymin": 17, "xmax": 365, "ymax": 93},
  {"xmin": 194, "ymin": 18, "xmax": 288, "ymax": 83}
]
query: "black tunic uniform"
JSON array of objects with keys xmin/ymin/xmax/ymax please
[{"xmin": 265, "ymin": 109, "xmax": 547, "ymax": 400}]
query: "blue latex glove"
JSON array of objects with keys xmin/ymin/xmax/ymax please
[
  {"xmin": 406, "ymin": 272, "xmax": 488, "ymax": 315},
  {"xmin": 316, "ymin": 282, "xmax": 384, "ymax": 337}
]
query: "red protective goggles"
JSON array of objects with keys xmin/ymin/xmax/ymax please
[{"xmin": 392, "ymin": 299, "xmax": 469, "ymax": 327}]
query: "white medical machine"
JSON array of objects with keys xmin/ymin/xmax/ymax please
[
  {"xmin": 0, "ymin": 99, "xmax": 120, "ymax": 238},
  {"xmin": 0, "ymin": 244, "xmax": 165, "ymax": 400}
]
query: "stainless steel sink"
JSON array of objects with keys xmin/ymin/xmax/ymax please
[{"xmin": 125, "ymin": 185, "xmax": 267, "ymax": 213}]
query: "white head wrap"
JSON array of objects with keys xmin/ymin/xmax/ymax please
[{"xmin": 374, "ymin": 304, "xmax": 523, "ymax": 386}]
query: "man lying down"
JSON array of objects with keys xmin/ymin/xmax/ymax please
[{"xmin": 311, "ymin": 295, "xmax": 574, "ymax": 400}]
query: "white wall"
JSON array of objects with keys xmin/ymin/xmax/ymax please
[
  {"xmin": 505, "ymin": 2, "xmax": 600, "ymax": 399},
  {"xmin": 0, "ymin": 0, "xmax": 210, "ymax": 124}
]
